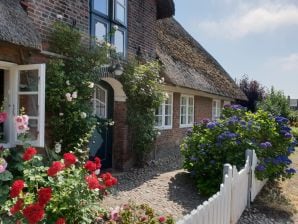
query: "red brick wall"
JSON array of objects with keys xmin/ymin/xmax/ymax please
[
  {"xmin": 195, "ymin": 96, "xmax": 213, "ymax": 121},
  {"xmin": 127, "ymin": 0, "xmax": 157, "ymax": 59},
  {"xmin": 26, "ymin": 0, "xmax": 89, "ymax": 48},
  {"xmin": 154, "ymin": 93, "xmax": 213, "ymax": 158},
  {"xmin": 25, "ymin": 0, "xmax": 158, "ymax": 58}
]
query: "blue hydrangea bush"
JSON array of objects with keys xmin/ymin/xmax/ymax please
[{"xmin": 181, "ymin": 105, "xmax": 297, "ymax": 196}]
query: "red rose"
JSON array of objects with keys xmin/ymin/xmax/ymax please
[
  {"xmin": 55, "ymin": 218, "xmax": 66, "ymax": 224},
  {"xmin": 23, "ymin": 147, "xmax": 37, "ymax": 161},
  {"xmin": 47, "ymin": 161, "xmax": 64, "ymax": 177},
  {"xmin": 23, "ymin": 203, "xmax": 45, "ymax": 224},
  {"xmin": 10, "ymin": 199, "xmax": 24, "ymax": 215},
  {"xmin": 100, "ymin": 172, "xmax": 112, "ymax": 181},
  {"xmin": 84, "ymin": 161, "xmax": 97, "ymax": 172},
  {"xmin": 94, "ymin": 157, "xmax": 102, "ymax": 169},
  {"xmin": 10, "ymin": 180, "xmax": 25, "ymax": 198},
  {"xmin": 159, "ymin": 216, "xmax": 166, "ymax": 223},
  {"xmin": 38, "ymin": 187, "xmax": 52, "ymax": 206},
  {"xmin": 85, "ymin": 174, "xmax": 100, "ymax": 189},
  {"xmin": 63, "ymin": 153, "xmax": 77, "ymax": 167}
]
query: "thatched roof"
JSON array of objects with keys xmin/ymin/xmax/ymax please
[
  {"xmin": 157, "ymin": 18, "xmax": 247, "ymax": 101},
  {"xmin": 157, "ymin": 0, "xmax": 175, "ymax": 19},
  {"xmin": 0, "ymin": 0, "xmax": 41, "ymax": 49}
]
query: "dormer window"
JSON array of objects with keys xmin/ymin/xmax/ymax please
[{"xmin": 91, "ymin": 0, "xmax": 127, "ymax": 58}]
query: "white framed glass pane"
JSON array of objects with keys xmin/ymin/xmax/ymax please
[
  {"xmin": 93, "ymin": 85, "xmax": 107, "ymax": 119},
  {"xmin": 180, "ymin": 106, "xmax": 186, "ymax": 115},
  {"xmin": 188, "ymin": 106, "xmax": 193, "ymax": 115},
  {"xmin": 95, "ymin": 21, "xmax": 108, "ymax": 41},
  {"xmin": 94, "ymin": 0, "xmax": 108, "ymax": 15},
  {"xmin": 115, "ymin": 3, "xmax": 125, "ymax": 23},
  {"xmin": 155, "ymin": 116, "xmax": 162, "ymax": 127},
  {"xmin": 181, "ymin": 97, "xmax": 187, "ymax": 105},
  {"xmin": 28, "ymin": 119, "xmax": 38, "ymax": 141},
  {"xmin": 155, "ymin": 106, "xmax": 162, "ymax": 116},
  {"xmin": 18, "ymin": 95, "xmax": 38, "ymax": 117},
  {"xmin": 165, "ymin": 116, "xmax": 172, "ymax": 126},
  {"xmin": 181, "ymin": 116, "xmax": 186, "ymax": 125},
  {"xmin": 117, "ymin": 0, "xmax": 125, "ymax": 5},
  {"xmin": 165, "ymin": 105, "xmax": 171, "ymax": 115},
  {"xmin": 19, "ymin": 70, "xmax": 38, "ymax": 92},
  {"xmin": 114, "ymin": 30, "xmax": 125, "ymax": 54},
  {"xmin": 188, "ymin": 115, "xmax": 193, "ymax": 124}
]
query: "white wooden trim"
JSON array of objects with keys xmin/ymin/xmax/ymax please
[
  {"xmin": 180, "ymin": 94, "xmax": 194, "ymax": 128},
  {"xmin": 155, "ymin": 92, "xmax": 173, "ymax": 130},
  {"xmin": 161, "ymin": 84, "xmax": 234, "ymax": 101}
]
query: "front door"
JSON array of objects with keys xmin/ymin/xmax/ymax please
[{"xmin": 89, "ymin": 82, "xmax": 113, "ymax": 168}]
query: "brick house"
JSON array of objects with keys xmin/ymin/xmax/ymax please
[{"xmin": 0, "ymin": 0, "xmax": 246, "ymax": 170}]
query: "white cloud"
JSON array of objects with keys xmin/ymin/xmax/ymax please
[
  {"xmin": 197, "ymin": 3, "xmax": 298, "ymax": 39},
  {"xmin": 275, "ymin": 53, "xmax": 298, "ymax": 71}
]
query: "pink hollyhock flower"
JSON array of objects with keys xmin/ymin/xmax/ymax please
[
  {"xmin": 15, "ymin": 115, "xmax": 30, "ymax": 134},
  {"xmin": 0, "ymin": 112, "xmax": 7, "ymax": 123},
  {"xmin": 0, "ymin": 158, "xmax": 7, "ymax": 173}
]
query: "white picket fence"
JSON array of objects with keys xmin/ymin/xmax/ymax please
[{"xmin": 177, "ymin": 150, "xmax": 267, "ymax": 224}]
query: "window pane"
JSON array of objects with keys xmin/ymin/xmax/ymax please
[
  {"xmin": 155, "ymin": 106, "xmax": 162, "ymax": 116},
  {"xmin": 94, "ymin": 0, "xmax": 108, "ymax": 15},
  {"xmin": 189, "ymin": 97, "xmax": 194, "ymax": 105},
  {"xmin": 19, "ymin": 95, "xmax": 38, "ymax": 116},
  {"xmin": 114, "ymin": 30, "xmax": 125, "ymax": 54},
  {"xmin": 165, "ymin": 116, "xmax": 171, "ymax": 126},
  {"xmin": 181, "ymin": 106, "xmax": 186, "ymax": 115},
  {"xmin": 28, "ymin": 119, "xmax": 38, "ymax": 141},
  {"xmin": 188, "ymin": 106, "xmax": 193, "ymax": 115},
  {"xmin": 165, "ymin": 105, "xmax": 171, "ymax": 116},
  {"xmin": 95, "ymin": 21, "xmax": 107, "ymax": 41},
  {"xmin": 117, "ymin": 0, "xmax": 125, "ymax": 5},
  {"xmin": 181, "ymin": 97, "xmax": 187, "ymax": 105},
  {"xmin": 155, "ymin": 116, "xmax": 162, "ymax": 127},
  {"xmin": 19, "ymin": 70, "xmax": 38, "ymax": 92},
  {"xmin": 165, "ymin": 94, "xmax": 172, "ymax": 104},
  {"xmin": 181, "ymin": 115, "xmax": 186, "ymax": 125},
  {"xmin": 188, "ymin": 115, "xmax": 193, "ymax": 124},
  {"xmin": 115, "ymin": 3, "xmax": 125, "ymax": 23}
]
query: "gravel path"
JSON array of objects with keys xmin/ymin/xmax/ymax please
[{"xmin": 102, "ymin": 155, "xmax": 206, "ymax": 220}]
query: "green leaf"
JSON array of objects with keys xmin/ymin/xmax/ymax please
[{"xmin": 0, "ymin": 171, "xmax": 13, "ymax": 181}]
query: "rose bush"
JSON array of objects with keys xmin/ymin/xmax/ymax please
[
  {"xmin": 3, "ymin": 149, "xmax": 117, "ymax": 223},
  {"xmin": 181, "ymin": 105, "xmax": 296, "ymax": 196}
]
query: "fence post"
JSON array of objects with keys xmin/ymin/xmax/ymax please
[{"xmin": 245, "ymin": 150, "xmax": 253, "ymax": 209}]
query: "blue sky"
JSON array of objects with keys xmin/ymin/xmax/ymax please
[{"xmin": 174, "ymin": 0, "xmax": 298, "ymax": 98}]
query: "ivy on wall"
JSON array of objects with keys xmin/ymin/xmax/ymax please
[{"xmin": 120, "ymin": 61, "xmax": 164, "ymax": 165}]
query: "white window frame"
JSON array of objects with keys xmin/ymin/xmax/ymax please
[
  {"xmin": 155, "ymin": 92, "xmax": 173, "ymax": 130},
  {"xmin": 180, "ymin": 95, "xmax": 194, "ymax": 128},
  {"xmin": 0, "ymin": 63, "xmax": 46, "ymax": 148},
  {"xmin": 212, "ymin": 99, "xmax": 221, "ymax": 120},
  {"xmin": 92, "ymin": 84, "xmax": 108, "ymax": 119}
]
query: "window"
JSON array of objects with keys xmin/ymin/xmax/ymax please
[
  {"xmin": 155, "ymin": 93, "xmax": 173, "ymax": 129},
  {"xmin": 91, "ymin": 0, "xmax": 127, "ymax": 57},
  {"xmin": 180, "ymin": 95, "xmax": 194, "ymax": 127},
  {"xmin": 0, "ymin": 62, "xmax": 46, "ymax": 148},
  {"xmin": 212, "ymin": 99, "xmax": 221, "ymax": 120},
  {"xmin": 92, "ymin": 85, "xmax": 107, "ymax": 118}
]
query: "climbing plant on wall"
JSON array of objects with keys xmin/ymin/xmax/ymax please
[
  {"xmin": 46, "ymin": 22, "xmax": 110, "ymax": 157},
  {"xmin": 120, "ymin": 61, "xmax": 164, "ymax": 165}
]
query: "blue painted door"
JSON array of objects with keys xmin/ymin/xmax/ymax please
[{"xmin": 89, "ymin": 82, "xmax": 113, "ymax": 168}]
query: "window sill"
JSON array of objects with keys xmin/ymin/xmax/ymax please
[
  {"xmin": 179, "ymin": 124, "xmax": 193, "ymax": 128},
  {"xmin": 155, "ymin": 126, "xmax": 172, "ymax": 130}
]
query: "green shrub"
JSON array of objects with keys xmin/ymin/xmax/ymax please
[
  {"xmin": 181, "ymin": 105, "xmax": 296, "ymax": 196},
  {"xmin": 291, "ymin": 127, "xmax": 298, "ymax": 139},
  {"xmin": 257, "ymin": 87, "xmax": 290, "ymax": 118}
]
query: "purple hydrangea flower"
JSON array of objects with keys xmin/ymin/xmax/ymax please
[
  {"xmin": 231, "ymin": 104, "xmax": 244, "ymax": 110},
  {"xmin": 256, "ymin": 164, "xmax": 266, "ymax": 172},
  {"xmin": 206, "ymin": 121, "xmax": 218, "ymax": 129},
  {"xmin": 201, "ymin": 118, "xmax": 211, "ymax": 124},
  {"xmin": 275, "ymin": 116, "xmax": 289, "ymax": 124},
  {"xmin": 284, "ymin": 133, "xmax": 292, "ymax": 139},
  {"xmin": 260, "ymin": 141, "xmax": 272, "ymax": 149},
  {"xmin": 286, "ymin": 168, "xmax": 296, "ymax": 175}
]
